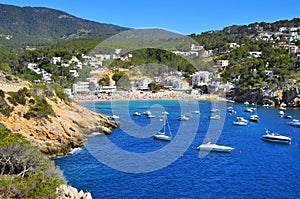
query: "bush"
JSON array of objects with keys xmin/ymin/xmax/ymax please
[
  {"xmin": 24, "ymin": 97, "xmax": 55, "ymax": 120},
  {"xmin": 0, "ymin": 126, "xmax": 66, "ymax": 198}
]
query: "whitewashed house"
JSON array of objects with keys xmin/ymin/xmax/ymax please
[
  {"xmin": 50, "ymin": 57, "xmax": 62, "ymax": 65},
  {"xmin": 191, "ymin": 71, "xmax": 210, "ymax": 86}
]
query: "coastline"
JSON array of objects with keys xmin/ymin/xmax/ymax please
[{"xmin": 72, "ymin": 90, "xmax": 228, "ymax": 103}]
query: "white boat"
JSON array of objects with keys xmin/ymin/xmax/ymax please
[
  {"xmin": 249, "ymin": 104, "xmax": 259, "ymax": 122},
  {"xmin": 191, "ymin": 110, "xmax": 200, "ymax": 114},
  {"xmin": 110, "ymin": 115, "xmax": 119, "ymax": 120},
  {"xmin": 147, "ymin": 114, "xmax": 156, "ymax": 118},
  {"xmin": 233, "ymin": 117, "xmax": 248, "ymax": 126},
  {"xmin": 261, "ymin": 130, "xmax": 291, "ymax": 144},
  {"xmin": 244, "ymin": 101, "xmax": 250, "ymax": 105},
  {"xmin": 289, "ymin": 119, "xmax": 300, "ymax": 128},
  {"xmin": 244, "ymin": 108, "xmax": 253, "ymax": 113},
  {"xmin": 197, "ymin": 142, "xmax": 234, "ymax": 153},
  {"xmin": 143, "ymin": 110, "xmax": 151, "ymax": 115},
  {"xmin": 210, "ymin": 108, "xmax": 220, "ymax": 113},
  {"xmin": 249, "ymin": 114, "xmax": 260, "ymax": 122},
  {"xmin": 279, "ymin": 106, "xmax": 287, "ymax": 111},
  {"xmin": 279, "ymin": 111, "xmax": 285, "ymax": 117},
  {"xmin": 210, "ymin": 101, "xmax": 220, "ymax": 113},
  {"xmin": 177, "ymin": 115, "xmax": 189, "ymax": 121},
  {"xmin": 133, "ymin": 112, "xmax": 141, "ymax": 116},
  {"xmin": 209, "ymin": 114, "xmax": 220, "ymax": 120},
  {"xmin": 161, "ymin": 111, "xmax": 169, "ymax": 115},
  {"xmin": 227, "ymin": 107, "xmax": 237, "ymax": 114},
  {"xmin": 153, "ymin": 115, "xmax": 172, "ymax": 141}
]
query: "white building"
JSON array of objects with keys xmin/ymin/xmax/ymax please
[
  {"xmin": 191, "ymin": 44, "xmax": 204, "ymax": 51},
  {"xmin": 72, "ymin": 81, "xmax": 90, "ymax": 94},
  {"xmin": 138, "ymin": 78, "xmax": 151, "ymax": 90},
  {"xmin": 216, "ymin": 60, "xmax": 229, "ymax": 68},
  {"xmin": 50, "ymin": 57, "xmax": 62, "ymax": 65},
  {"xmin": 69, "ymin": 70, "xmax": 79, "ymax": 78},
  {"xmin": 248, "ymin": 51, "xmax": 262, "ymax": 58},
  {"xmin": 191, "ymin": 71, "xmax": 210, "ymax": 86}
]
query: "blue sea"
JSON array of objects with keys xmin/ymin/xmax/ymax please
[{"xmin": 54, "ymin": 100, "xmax": 300, "ymax": 198}]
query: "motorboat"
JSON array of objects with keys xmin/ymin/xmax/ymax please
[
  {"xmin": 147, "ymin": 114, "xmax": 156, "ymax": 118},
  {"xmin": 197, "ymin": 142, "xmax": 234, "ymax": 153},
  {"xmin": 153, "ymin": 115, "xmax": 172, "ymax": 141},
  {"xmin": 233, "ymin": 117, "xmax": 248, "ymax": 126},
  {"xmin": 261, "ymin": 130, "xmax": 291, "ymax": 144},
  {"xmin": 244, "ymin": 108, "xmax": 253, "ymax": 113},
  {"xmin": 153, "ymin": 132, "xmax": 172, "ymax": 141},
  {"xmin": 191, "ymin": 110, "xmax": 200, "ymax": 114},
  {"xmin": 210, "ymin": 108, "xmax": 220, "ymax": 113},
  {"xmin": 133, "ymin": 112, "xmax": 141, "ymax": 116},
  {"xmin": 227, "ymin": 107, "xmax": 237, "ymax": 114},
  {"xmin": 143, "ymin": 110, "xmax": 151, "ymax": 115},
  {"xmin": 161, "ymin": 111, "xmax": 169, "ymax": 115},
  {"xmin": 283, "ymin": 115, "xmax": 293, "ymax": 119},
  {"xmin": 249, "ymin": 114, "xmax": 260, "ymax": 122},
  {"xmin": 177, "ymin": 115, "xmax": 189, "ymax": 121},
  {"xmin": 289, "ymin": 119, "xmax": 300, "ymax": 128},
  {"xmin": 110, "ymin": 115, "xmax": 119, "ymax": 120},
  {"xmin": 209, "ymin": 114, "xmax": 221, "ymax": 120},
  {"xmin": 279, "ymin": 111, "xmax": 285, "ymax": 117},
  {"xmin": 279, "ymin": 106, "xmax": 287, "ymax": 111}
]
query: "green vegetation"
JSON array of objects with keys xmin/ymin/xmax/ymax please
[
  {"xmin": 0, "ymin": 124, "xmax": 66, "ymax": 198},
  {"xmin": 23, "ymin": 96, "xmax": 55, "ymax": 120},
  {"xmin": 0, "ymin": 4, "xmax": 127, "ymax": 50},
  {"xmin": 0, "ymin": 89, "xmax": 14, "ymax": 117}
]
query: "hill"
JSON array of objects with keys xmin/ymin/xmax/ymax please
[{"xmin": 0, "ymin": 4, "xmax": 129, "ymax": 50}]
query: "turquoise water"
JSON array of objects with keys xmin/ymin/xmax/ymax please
[{"xmin": 55, "ymin": 100, "xmax": 300, "ymax": 198}]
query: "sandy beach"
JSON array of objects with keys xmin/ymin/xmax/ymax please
[{"xmin": 72, "ymin": 90, "xmax": 227, "ymax": 102}]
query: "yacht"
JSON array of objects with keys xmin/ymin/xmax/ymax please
[
  {"xmin": 161, "ymin": 111, "xmax": 169, "ymax": 115},
  {"xmin": 177, "ymin": 115, "xmax": 189, "ymax": 121},
  {"xmin": 110, "ymin": 115, "xmax": 119, "ymax": 120},
  {"xmin": 133, "ymin": 112, "xmax": 141, "ymax": 116},
  {"xmin": 261, "ymin": 130, "xmax": 291, "ymax": 144},
  {"xmin": 233, "ymin": 117, "xmax": 248, "ymax": 126},
  {"xmin": 143, "ymin": 110, "xmax": 151, "ymax": 115},
  {"xmin": 289, "ymin": 119, "xmax": 300, "ymax": 128},
  {"xmin": 147, "ymin": 114, "xmax": 156, "ymax": 118},
  {"xmin": 197, "ymin": 142, "xmax": 234, "ymax": 153},
  {"xmin": 191, "ymin": 110, "xmax": 200, "ymax": 114},
  {"xmin": 244, "ymin": 108, "xmax": 253, "ymax": 113},
  {"xmin": 209, "ymin": 114, "xmax": 221, "ymax": 120},
  {"xmin": 249, "ymin": 114, "xmax": 260, "ymax": 122},
  {"xmin": 279, "ymin": 111, "xmax": 285, "ymax": 117}
]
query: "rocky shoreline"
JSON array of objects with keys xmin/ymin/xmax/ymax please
[
  {"xmin": 0, "ymin": 92, "xmax": 120, "ymax": 157},
  {"xmin": 228, "ymin": 82, "xmax": 300, "ymax": 107}
]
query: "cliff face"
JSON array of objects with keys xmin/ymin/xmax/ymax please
[
  {"xmin": 0, "ymin": 88, "xmax": 120, "ymax": 157},
  {"xmin": 232, "ymin": 82, "xmax": 300, "ymax": 107}
]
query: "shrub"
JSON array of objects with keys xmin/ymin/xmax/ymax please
[{"xmin": 0, "ymin": 126, "xmax": 66, "ymax": 198}]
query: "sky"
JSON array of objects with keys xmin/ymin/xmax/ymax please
[{"xmin": 1, "ymin": 0, "xmax": 300, "ymax": 35}]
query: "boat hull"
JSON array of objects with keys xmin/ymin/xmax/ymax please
[
  {"xmin": 261, "ymin": 137, "xmax": 291, "ymax": 144},
  {"xmin": 197, "ymin": 144, "xmax": 234, "ymax": 153},
  {"xmin": 153, "ymin": 134, "xmax": 172, "ymax": 141}
]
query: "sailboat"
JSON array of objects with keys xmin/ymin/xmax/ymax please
[
  {"xmin": 153, "ymin": 115, "xmax": 172, "ymax": 141},
  {"xmin": 210, "ymin": 101, "xmax": 220, "ymax": 113},
  {"xmin": 249, "ymin": 103, "xmax": 260, "ymax": 122}
]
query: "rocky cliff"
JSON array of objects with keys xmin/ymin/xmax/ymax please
[
  {"xmin": 0, "ymin": 85, "xmax": 120, "ymax": 157},
  {"xmin": 231, "ymin": 81, "xmax": 300, "ymax": 107}
]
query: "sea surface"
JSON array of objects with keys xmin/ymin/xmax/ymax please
[{"xmin": 55, "ymin": 100, "xmax": 300, "ymax": 198}]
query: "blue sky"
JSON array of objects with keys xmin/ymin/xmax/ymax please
[{"xmin": 1, "ymin": 0, "xmax": 300, "ymax": 34}]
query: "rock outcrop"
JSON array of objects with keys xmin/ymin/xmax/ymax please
[
  {"xmin": 231, "ymin": 81, "xmax": 300, "ymax": 107},
  {"xmin": 56, "ymin": 184, "xmax": 92, "ymax": 199},
  {"xmin": 0, "ymin": 88, "xmax": 120, "ymax": 157}
]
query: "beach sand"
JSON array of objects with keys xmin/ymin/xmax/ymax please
[{"xmin": 72, "ymin": 90, "xmax": 227, "ymax": 102}]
